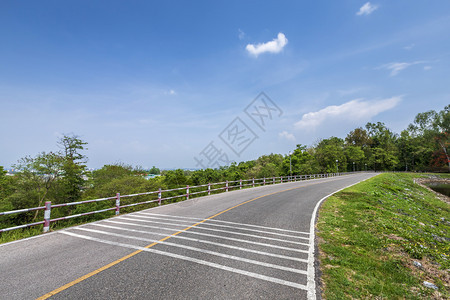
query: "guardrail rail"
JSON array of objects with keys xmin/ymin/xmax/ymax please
[{"xmin": 0, "ymin": 172, "xmax": 355, "ymax": 234}]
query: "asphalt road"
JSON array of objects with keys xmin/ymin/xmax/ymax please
[{"xmin": 0, "ymin": 173, "xmax": 376, "ymax": 300}]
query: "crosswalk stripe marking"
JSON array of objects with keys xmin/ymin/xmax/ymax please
[
  {"xmin": 118, "ymin": 216, "xmax": 310, "ymax": 246},
  {"xmin": 91, "ymin": 223, "xmax": 308, "ymax": 262},
  {"xmin": 104, "ymin": 219, "xmax": 308, "ymax": 253},
  {"xmin": 133, "ymin": 213, "xmax": 309, "ymax": 240},
  {"xmin": 71, "ymin": 227, "xmax": 307, "ymax": 275},
  {"xmin": 61, "ymin": 231, "xmax": 308, "ymax": 291}
]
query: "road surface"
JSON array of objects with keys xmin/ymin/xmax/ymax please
[{"xmin": 0, "ymin": 173, "xmax": 376, "ymax": 300}]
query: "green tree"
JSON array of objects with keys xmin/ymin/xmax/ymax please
[
  {"xmin": 369, "ymin": 147, "xmax": 399, "ymax": 171},
  {"xmin": 365, "ymin": 122, "xmax": 399, "ymax": 170},
  {"xmin": 344, "ymin": 145, "xmax": 365, "ymax": 171},
  {"xmin": 149, "ymin": 166, "xmax": 161, "ymax": 175},
  {"xmin": 9, "ymin": 152, "xmax": 64, "ymax": 221},
  {"xmin": 408, "ymin": 106, "xmax": 450, "ymax": 171},
  {"xmin": 396, "ymin": 130, "xmax": 419, "ymax": 171},
  {"xmin": 281, "ymin": 145, "xmax": 319, "ymax": 175},
  {"xmin": 190, "ymin": 168, "xmax": 222, "ymax": 185},
  {"xmin": 315, "ymin": 137, "xmax": 347, "ymax": 173},
  {"xmin": 246, "ymin": 154, "xmax": 283, "ymax": 178},
  {"xmin": 0, "ymin": 167, "xmax": 14, "ymax": 201},
  {"xmin": 57, "ymin": 134, "xmax": 88, "ymax": 202},
  {"xmin": 163, "ymin": 169, "xmax": 188, "ymax": 188}
]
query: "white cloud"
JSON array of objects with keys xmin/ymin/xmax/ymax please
[
  {"xmin": 294, "ymin": 97, "xmax": 402, "ymax": 130},
  {"xmin": 404, "ymin": 44, "xmax": 415, "ymax": 50},
  {"xmin": 246, "ymin": 33, "xmax": 288, "ymax": 57},
  {"xmin": 164, "ymin": 89, "xmax": 176, "ymax": 95},
  {"xmin": 424, "ymin": 66, "xmax": 432, "ymax": 71},
  {"xmin": 279, "ymin": 131, "xmax": 296, "ymax": 142},
  {"xmin": 356, "ymin": 2, "xmax": 378, "ymax": 16},
  {"xmin": 238, "ymin": 29, "xmax": 245, "ymax": 40},
  {"xmin": 377, "ymin": 61, "xmax": 426, "ymax": 76}
]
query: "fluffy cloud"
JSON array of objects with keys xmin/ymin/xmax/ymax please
[
  {"xmin": 279, "ymin": 131, "xmax": 296, "ymax": 142},
  {"xmin": 246, "ymin": 33, "xmax": 288, "ymax": 57},
  {"xmin": 294, "ymin": 97, "xmax": 402, "ymax": 130},
  {"xmin": 377, "ymin": 61, "xmax": 426, "ymax": 76},
  {"xmin": 356, "ymin": 2, "xmax": 378, "ymax": 16}
]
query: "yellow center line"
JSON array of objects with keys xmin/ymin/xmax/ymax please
[{"xmin": 36, "ymin": 178, "xmax": 339, "ymax": 299}]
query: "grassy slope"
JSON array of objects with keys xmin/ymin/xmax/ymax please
[{"xmin": 317, "ymin": 173, "xmax": 449, "ymax": 299}]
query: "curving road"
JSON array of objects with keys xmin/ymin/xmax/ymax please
[{"xmin": 0, "ymin": 173, "xmax": 376, "ymax": 300}]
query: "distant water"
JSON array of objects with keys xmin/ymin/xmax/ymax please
[{"xmin": 427, "ymin": 183, "xmax": 450, "ymax": 197}]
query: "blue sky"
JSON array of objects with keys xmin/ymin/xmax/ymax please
[{"xmin": 1, "ymin": 1, "xmax": 449, "ymax": 169}]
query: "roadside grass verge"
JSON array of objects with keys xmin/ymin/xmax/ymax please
[{"xmin": 317, "ymin": 173, "xmax": 449, "ymax": 299}]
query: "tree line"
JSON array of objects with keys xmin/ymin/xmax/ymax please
[{"xmin": 0, "ymin": 105, "xmax": 448, "ymax": 228}]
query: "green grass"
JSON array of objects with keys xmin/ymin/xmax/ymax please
[{"xmin": 317, "ymin": 173, "xmax": 449, "ymax": 299}]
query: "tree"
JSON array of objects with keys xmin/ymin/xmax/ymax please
[
  {"xmin": 149, "ymin": 166, "xmax": 161, "ymax": 175},
  {"xmin": 0, "ymin": 167, "xmax": 14, "ymax": 201},
  {"xmin": 281, "ymin": 145, "xmax": 319, "ymax": 175},
  {"xmin": 9, "ymin": 152, "xmax": 64, "ymax": 221},
  {"xmin": 344, "ymin": 145, "xmax": 365, "ymax": 171},
  {"xmin": 0, "ymin": 167, "xmax": 15, "ymax": 215},
  {"xmin": 346, "ymin": 127, "xmax": 372, "ymax": 148},
  {"xmin": 369, "ymin": 147, "xmax": 399, "ymax": 171},
  {"xmin": 163, "ymin": 169, "xmax": 188, "ymax": 188},
  {"xmin": 190, "ymin": 168, "xmax": 222, "ymax": 185},
  {"xmin": 408, "ymin": 106, "xmax": 450, "ymax": 171},
  {"xmin": 365, "ymin": 122, "xmax": 399, "ymax": 170},
  {"xmin": 315, "ymin": 138, "xmax": 347, "ymax": 173},
  {"xmin": 396, "ymin": 130, "xmax": 417, "ymax": 171},
  {"xmin": 57, "ymin": 134, "xmax": 88, "ymax": 202}
]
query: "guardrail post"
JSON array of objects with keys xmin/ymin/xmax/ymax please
[
  {"xmin": 252, "ymin": 178, "xmax": 255, "ymax": 187},
  {"xmin": 115, "ymin": 193, "xmax": 120, "ymax": 215},
  {"xmin": 158, "ymin": 188, "xmax": 162, "ymax": 205},
  {"xmin": 208, "ymin": 183, "xmax": 211, "ymax": 195},
  {"xmin": 281, "ymin": 176, "xmax": 283, "ymax": 183},
  {"xmin": 240, "ymin": 179, "xmax": 242, "ymax": 189},
  {"xmin": 273, "ymin": 177, "xmax": 275, "ymax": 184},
  {"xmin": 186, "ymin": 185, "xmax": 190, "ymax": 200},
  {"xmin": 226, "ymin": 181, "xmax": 229, "ymax": 192},
  {"xmin": 43, "ymin": 201, "xmax": 51, "ymax": 233},
  {"xmin": 263, "ymin": 177, "xmax": 266, "ymax": 185}
]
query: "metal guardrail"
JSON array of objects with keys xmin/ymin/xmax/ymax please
[{"xmin": 0, "ymin": 172, "xmax": 350, "ymax": 233}]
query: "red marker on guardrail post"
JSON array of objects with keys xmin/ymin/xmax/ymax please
[
  {"xmin": 115, "ymin": 193, "xmax": 120, "ymax": 215},
  {"xmin": 43, "ymin": 201, "xmax": 51, "ymax": 233}
]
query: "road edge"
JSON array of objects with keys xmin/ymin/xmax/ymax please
[{"xmin": 307, "ymin": 173, "xmax": 378, "ymax": 300}]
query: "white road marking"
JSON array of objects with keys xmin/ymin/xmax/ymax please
[
  {"xmin": 118, "ymin": 216, "xmax": 309, "ymax": 246},
  {"xmin": 91, "ymin": 223, "xmax": 308, "ymax": 262},
  {"xmin": 104, "ymin": 220, "xmax": 307, "ymax": 253},
  {"xmin": 71, "ymin": 227, "xmax": 307, "ymax": 275},
  {"xmin": 61, "ymin": 231, "xmax": 308, "ymax": 291},
  {"xmin": 133, "ymin": 213, "xmax": 308, "ymax": 239},
  {"xmin": 137, "ymin": 212, "xmax": 309, "ymax": 235}
]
